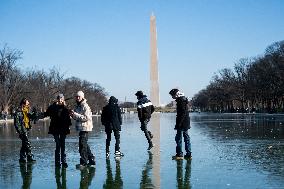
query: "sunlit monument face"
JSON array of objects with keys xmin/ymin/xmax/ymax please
[{"xmin": 150, "ymin": 13, "xmax": 160, "ymax": 107}]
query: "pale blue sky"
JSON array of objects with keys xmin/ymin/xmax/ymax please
[{"xmin": 1, "ymin": 0, "xmax": 284, "ymax": 104}]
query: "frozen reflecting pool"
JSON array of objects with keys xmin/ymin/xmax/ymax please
[{"xmin": 0, "ymin": 113, "xmax": 284, "ymax": 189}]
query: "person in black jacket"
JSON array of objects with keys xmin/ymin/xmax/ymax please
[
  {"xmin": 101, "ymin": 96, "xmax": 123, "ymax": 158},
  {"xmin": 14, "ymin": 98, "xmax": 37, "ymax": 163},
  {"xmin": 169, "ymin": 89, "xmax": 192, "ymax": 160},
  {"xmin": 135, "ymin": 91, "xmax": 155, "ymax": 151},
  {"xmin": 44, "ymin": 94, "xmax": 72, "ymax": 168}
]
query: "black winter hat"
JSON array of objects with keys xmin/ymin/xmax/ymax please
[
  {"xmin": 109, "ymin": 96, "xmax": 118, "ymax": 104},
  {"xmin": 169, "ymin": 89, "xmax": 179, "ymax": 96},
  {"xmin": 135, "ymin": 90, "xmax": 144, "ymax": 97},
  {"xmin": 57, "ymin": 93, "xmax": 64, "ymax": 100}
]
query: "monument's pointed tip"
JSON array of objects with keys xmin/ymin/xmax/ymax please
[{"xmin": 150, "ymin": 11, "xmax": 155, "ymax": 19}]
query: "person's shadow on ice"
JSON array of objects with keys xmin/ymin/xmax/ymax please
[
  {"xmin": 140, "ymin": 151, "xmax": 155, "ymax": 189},
  {"xmin": 79, "ymin": 167, "xmax": 96, "ymax": 189},
  {"xmin": 20, "ymin": 162, "xmax": 34, "ymax": 189},
  {"xmin": 55, "ymin": 167, "xmax": 67, "ymax": 189},
  {"xmin": 176, "ymin": 159, "xmax": 192, "ymax": 189},
  {"xmin": 103, "ymin": 158, "xmax": 123, "ymax": 189}
]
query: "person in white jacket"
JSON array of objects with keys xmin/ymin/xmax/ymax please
[{"xmin": 70, "ymin": 91, "xmax": 95, "ymax": 168}]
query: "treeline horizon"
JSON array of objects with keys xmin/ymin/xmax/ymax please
[
  {"xmin": 0, "ymin": 44, "xmax": 108, "ymax": 114},
  {"xmin": 192, "ymin": 40, "xmax": 284, "ymax": 113}
]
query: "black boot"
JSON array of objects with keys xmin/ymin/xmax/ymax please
[
  {"xmin": 148, "ymin": 131, "xmax": 153, "ymax": 139},
  {"xmin": 27, "ymin": 155, "xmax": 36, "ymax": 163},
  {"xmin": 147, "ymin": 143, "xmax": 154, "ymax": 151},
  {"xmin": 55, "ymin": 150, "xmax": 61, "ymax": 167},
  {"xmin": 19, "ymin": 158, "xmax": 26, "ymax": 163},
  {"xmin": 88, "ymin": 157, "xmax": 96, "ymax": 166},
  {"xmin": 61, "ymin": 154, "xmax": 68, "ymax": 168},
  {"xmin": 19, "ymin": 151, "xmax": 26, "ymax": 163},
  {"xmin": 62, "ymin": 162, "xmax": 68, "ymax": 168},
  {"xmin": 184, "ymin": 152, "xmax": 192, "ymax": 160},
  {"xmin": 106, "ymin": 149, "xmax": 110, "ymax": 158}
]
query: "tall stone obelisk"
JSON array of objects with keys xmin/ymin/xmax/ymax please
[{"xmin": 150, "ymin": 13, "xmax": 160, "ymax": 107}]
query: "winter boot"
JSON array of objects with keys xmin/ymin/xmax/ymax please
[
  {"xmin": 88, "ymin": 157, "xmax": 96, "ymax": 166},
  {"xmin": 172, "ymin": 154, "xmax": 184, "ymax": 160},
  {"xmin": 115, "ymin": 151, "xmax": 124, "ymax": 157},
  {"xmin": 184, "ymin": 152, "xmax": 192, "ymax": 160},
  {"xmin": 147, "ymin": 143, "xmax": 154, "ymax": 151},
  {"xmin": 106, "ymin": 152, "xmax": 110, "ymax": 158},
  {"xmin": 55, "ymin": 151, "xmax": 61, "ymax": 167},
  {"xmin": 148, "ymin": 131, "xmax": 153, "ymax": 139},
  {"xmin": 27, "ymin": 155, "xmax": 36, "ymax": 163},
  {"xmin": 61, "ymin": 154, "xmax": 68, "ymax": 168},
  {"xmin": 19, "ymin": 158, "xmax": 26, "ymax": 163}
]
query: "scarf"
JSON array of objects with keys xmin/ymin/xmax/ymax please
[{"xmin": 22, "ymin": 106, "xmax": 30, "ymax": 129}]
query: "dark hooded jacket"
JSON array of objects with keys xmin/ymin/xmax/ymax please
[
  {"xmin": 44, "ymin": 102, "xmax": 72, "ymax": 135},
  {"xmin": 136, "ymin": 95, "xmax": 155, "ymax": 122},
  {"xmin": 101, "ymin": 96, "xmax": 122, "ymax": 132},
  {"xmin": 175, "ymin": 96, "xmax": 190, "ymax": 131},
  {"xmin": 14, "ymin": 107, "xmax": 36, "ymax": 134}
]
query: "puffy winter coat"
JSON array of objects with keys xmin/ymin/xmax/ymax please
[
  {"xmin": 14, "ymin": 107, "xmax": 35, "ymax": 134},
  {"xmin": 101, "ymin": 97, "xmax": 122, "ymax": 132},
  {"xmin": 137, "ymin": 95, "xmax": 155, "ymax": 122},
  {"xmin": 44, "ymin": 102, "xmax": 72, "ymax": 135},
  {"xmin": 175, "ymin": 96, "xmax": 190, "ymax": 131},
  {"xmin": 72, "ymin": 99, "xmax": 93, "ymax": 132}
]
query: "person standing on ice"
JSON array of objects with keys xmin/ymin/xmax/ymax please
[{"xmin": 169, "ymin": 88, "xmax": 192, "ymax": 160}]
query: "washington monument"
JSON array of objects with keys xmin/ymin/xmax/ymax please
[{"xmin": 150, "ymin": 13, "xmax": 160, "ymax": 107}]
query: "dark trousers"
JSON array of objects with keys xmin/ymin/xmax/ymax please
[
  {"xmin": 79, "ymin": 131, "xmax": 94, "ymax": 165},
  {"xmin": 53, "ymin": 134, "xmax": 66, "ymax": 164},
  {"xmin": 175, "ymin": 130, "xmax": 191, "ymax": 156},
  {"xmin": 19, "ymin": 133, "xmax": 33, "ymax": 160},
  {"xmin": 140, "ymin": 119, "xmax": 153, "ymax": 146},
  {"xmin": 106, "ymin": 129, "xmax": 120, "ymax": 152}
]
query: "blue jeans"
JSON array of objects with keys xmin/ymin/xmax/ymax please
[{"xmin": 175, "ymin": 130, "xmax": 191, "ymax": 156}]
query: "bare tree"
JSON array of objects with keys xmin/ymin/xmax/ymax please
[
  {"xmin": 61, "ymin": 77, "xmax": 108, "ymax": 113},
  {"xmin": 193, "ymin": 40, "xmax": 284, "ymax": 113},
  {"xmin": 0, "ymin": 45, "xmax": 108, "ymax": 114},
  {"xmin": 0, "ymin": 44, "xmax": 25, "ymax": 112}
]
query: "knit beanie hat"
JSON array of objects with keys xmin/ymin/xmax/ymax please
[
  {"xmin": 135, "ymin": 91, "xmax": 144, "ymax": 98},
  {"xmin": 76, "ymin": 91, "xmax": 85, "ymax": 99},
  {"xmin": 169, "ymin": 89, "xmax": 179, "ymax": 96},
  {"xmin": 57, "ymin": 93, "xmax": 64, "ymax": 100}
]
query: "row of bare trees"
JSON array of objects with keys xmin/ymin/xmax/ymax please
[
  {"xmin": 0, "ymin": 44, "xmax": 108, "ymax": 115},
  {"xmin": 192, "ymin": 40, "xmax": 284, "ymax": 113}
]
